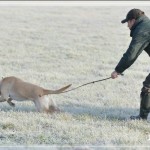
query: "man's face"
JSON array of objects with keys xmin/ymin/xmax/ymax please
[{"xmin": 127, "ymin": 19, "xmax": 136, "ymax": 29}]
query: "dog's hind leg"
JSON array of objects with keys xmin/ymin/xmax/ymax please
[
  {"xmin": 48, "ymin": 99, "xmax": 60, "ymax": 113},
  {"xmin": 34, "ymin": 96, "xmax": 59, "ymax": 113},
  {"xmin": 34, "ymin": 98, "xmax": 44, "ymax": 112}
]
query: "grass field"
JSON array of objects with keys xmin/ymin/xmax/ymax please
[{"xmin": 0, "ymin": 4, "xmax": 150, "ymax": 150}]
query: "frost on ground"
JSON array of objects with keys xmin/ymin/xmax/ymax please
[{"xmin": 0, "ymin": 5, "xmax": 150, "ymax": 149}]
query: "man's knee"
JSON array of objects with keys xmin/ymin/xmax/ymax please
[
  {"xmin": 143, "ymin": 73, "xmax": 150, "ymax": 89},
  {"xmin": 141, "ymin": 87, "xmax": 150, "ymax": 94}
]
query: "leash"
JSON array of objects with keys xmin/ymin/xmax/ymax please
[
  {"xmin": 61, "ymin": 76, "xmax": 112, "ymax": 94},
  {"xmin": 61, "ymin": 74, "xmax": 124, "ymax": 94}
]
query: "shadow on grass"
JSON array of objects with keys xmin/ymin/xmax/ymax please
[
  {"xmin": 0, "ymin": 101, "xmax": 36, "ymax": 113},
  {"xmin": 0, "ymin": 101, "xmax": 140, "ymax": 121},
  {"xmin": 61, "ymin": 103, "xmax": 139, "ymax": 121}
]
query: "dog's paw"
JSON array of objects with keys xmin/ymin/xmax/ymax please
[{"xmin": 8, "ymin": 102, "xmax": 15, "ymax": 107}]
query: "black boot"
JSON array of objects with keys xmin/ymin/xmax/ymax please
[
  {"xmin": 130, "ymin": 115, "xmax": 146, "ymax": 120},
  {"xmin": 130, "ymin": 88, "xmax": 150, "ymax": 120}
]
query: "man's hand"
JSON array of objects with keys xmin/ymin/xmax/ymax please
[{"xmin": 111, "ymin": 71, "xmax": 120, "ymax": 79}]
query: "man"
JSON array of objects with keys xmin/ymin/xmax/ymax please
[{"xmin": 111, "ymin": 8, "xmax": 150, "ymax": 120}]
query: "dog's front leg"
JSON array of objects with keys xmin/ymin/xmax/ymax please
[
  {"xmin": 0, "ymin": 96, "xmax": 6, "ymax": 102},
  {"xmin": 7, "ymin": 98, "xmax": 15, "ymax": 107},
  {"xmin": 0, "ymin": 90, "xmax": 15, "ymax": 107},
  {"xmin": 0, "ymin": 96, "xmax": 15, "ymax": 107}
]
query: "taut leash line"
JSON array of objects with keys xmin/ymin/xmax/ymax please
[
  {"xmin": 61, "ymin": 74, "xmax": 124, "ymax": 94},
  {"xmin": 61, "ymin": 76, "xmax": 112, "ymax": 94}
]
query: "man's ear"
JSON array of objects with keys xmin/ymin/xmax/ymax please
[{"xmin": 132, "ymin": 19, "xmax": 136, "ymax": 24}]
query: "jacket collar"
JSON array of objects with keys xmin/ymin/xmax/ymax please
[{"xmin": 130, "ymin": 15, "xmax": 149, "ymax": 37}]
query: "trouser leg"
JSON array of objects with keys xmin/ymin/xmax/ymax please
[
  {"xmin": 139, "ymin": 73, "xmax": 150, "ymax": 119},
  {"xmin": 130, "ymin": 74, "xmax": 150, "ymax": 120},
  {"xmin": 139, "ymin": 90, "xmax": 150, "ymax": 119},
  {"xmin": 143, "ymin": 73, "xmax": 150, "ymax": 89}
]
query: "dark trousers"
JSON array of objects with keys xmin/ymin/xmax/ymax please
[
  {"xmin": 143, "ymin": 73, "xmax": 150, "ymax": 88},
  {"xmin": 140, "ymin": 73, "xmax": 150, "ymax": 119}
]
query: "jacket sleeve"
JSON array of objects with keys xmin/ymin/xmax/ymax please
[{"xmin": 115, "ymin": 33, "xmax": 149, "ymax": 73}]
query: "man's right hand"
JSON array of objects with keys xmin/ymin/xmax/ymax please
[{"xmin": 111, "ymin": 71, "xmax": 119, "ymax": 79}]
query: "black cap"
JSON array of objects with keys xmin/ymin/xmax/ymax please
[{"xmin": 121, "ymin": 9, "xmax": 145, "ymax": 23}]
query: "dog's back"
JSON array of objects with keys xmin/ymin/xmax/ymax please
[{"xmin": 0, "ymin": 76, "xmax": 71, "ymax": 100}]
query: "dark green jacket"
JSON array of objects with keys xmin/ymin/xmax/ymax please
[{"xmin": 115, "ymin": 15, "xmax": 150, "ymax": 73}]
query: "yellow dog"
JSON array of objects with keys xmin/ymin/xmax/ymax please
[{"xmin": 0, "ymin": 76, "xmax": 71, "ymax": 113}]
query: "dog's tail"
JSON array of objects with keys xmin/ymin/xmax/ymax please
[{"xmin": 43, "ymin": 84, "xmax": 71, "ymax": 95}]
